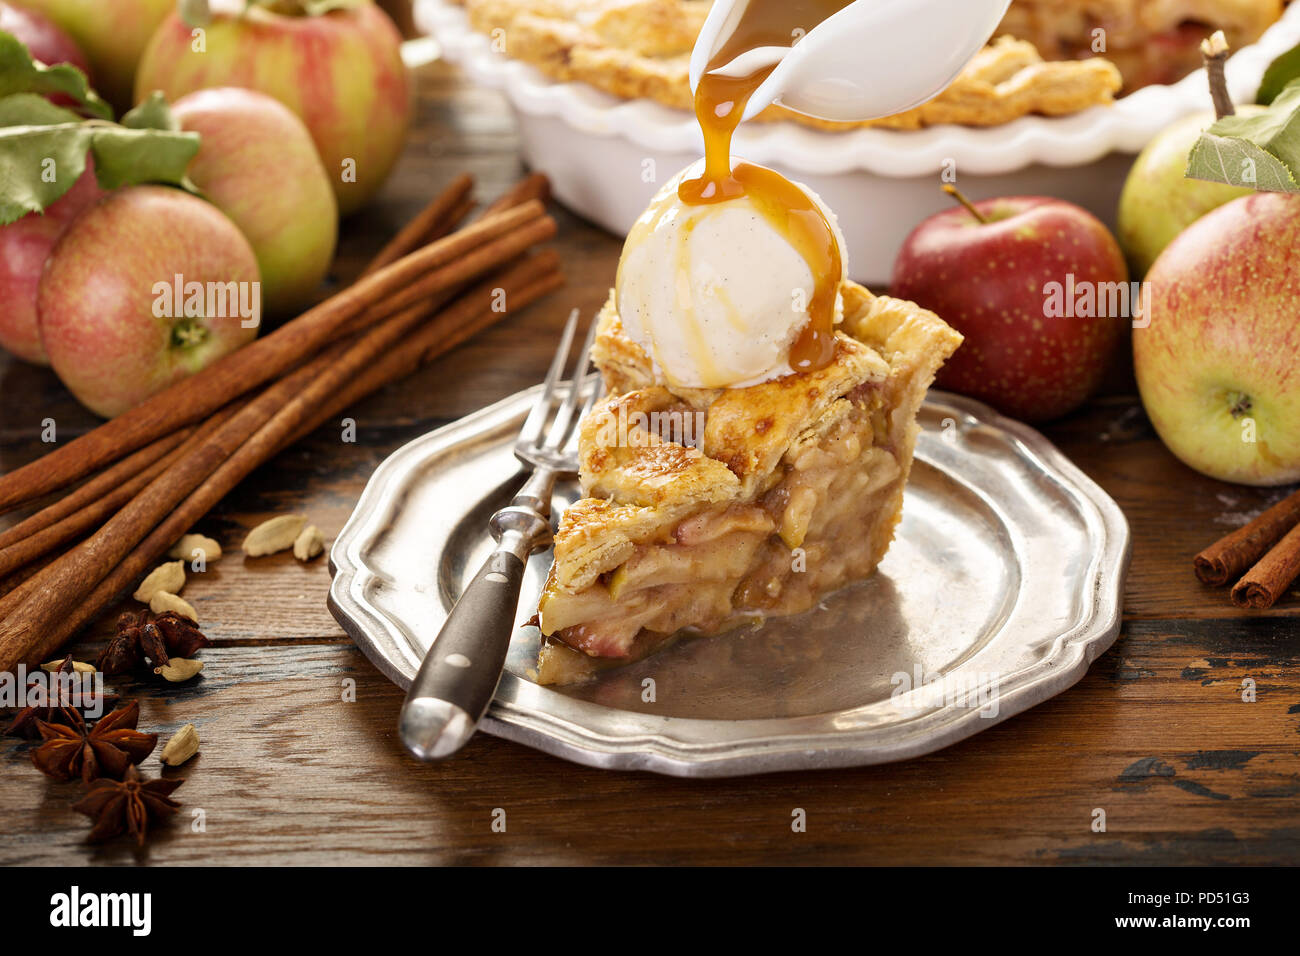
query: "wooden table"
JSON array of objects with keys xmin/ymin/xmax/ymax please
[{"xmin": 2, "ymin": 58, "xmax": 1297, "ymax": 867}]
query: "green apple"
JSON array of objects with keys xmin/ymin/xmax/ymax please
[
  {"xmin": 171, "ymin": 87, "xmax": 338, "ymax": 315},
  {"xmin": 1117, "ymin": 108, "xmax": 1263, "ymax": 277},
  {"xmin": 1134, "ymin": 192, "xmax": 1300, "ymax": 487}
]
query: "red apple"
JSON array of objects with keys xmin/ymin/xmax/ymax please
[
  {"xmin": 15, "ymin": 0, "xmax": 172, "ymax": 111},
  {"xmin": 891, "ymin": 194, "xmax": 1129, "ymax": 423},
  {"xmin": 171, "ymin": 87, "xmax": 338, "ymax": 315},
  {"xmin": 135, "ymin": 1, "xmax": 411, "ymax": 216},
  {"xmin": 1134, "ymin": 192, "xmax": 1300, "ymax": 486},
  {"xmin": 38, "ymin": 186, "xmax": 261, "ymax": 418},
  {"xmin": 0, "ymin": 159, "xmax": 102, "ymax": 365},
  {"xmin": 0, "ymin": 1, "xmax": 89, "ymax": 74}
]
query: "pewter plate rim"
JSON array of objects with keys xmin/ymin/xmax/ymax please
[{"xmin": 328, "ymin": 388, "xmax": 1130, "ymax": 778}]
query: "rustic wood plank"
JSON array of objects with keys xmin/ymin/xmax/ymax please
[{"xmin": 2, "ymin": 617, "xmax": 1296, "ymax": 866}]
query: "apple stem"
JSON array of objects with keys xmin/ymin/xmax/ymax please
[
  {"xmin": 1201, "ymin": 30, "xmax": 1235, "ymax": 120},
  {"xmin": 942, "ymin": 184, "xmax": 987, "ymax": 225}
]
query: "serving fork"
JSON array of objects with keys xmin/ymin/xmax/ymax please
[{"xmin": 399, "ymin": 308, "xmax": 600, "ymax": 761}]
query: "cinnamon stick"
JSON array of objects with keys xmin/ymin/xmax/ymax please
[
  {"xmin": 1230, "ymin": 523, "xmax": 1300, "ymax": 609},
  {"xmin": 361, "ymin": 173, "xmax": 475, "ymax": 276},
  {"xmin": 0, "ymin": 406, "xmax": 239, "ymax": 582},
  {"xmin": 1194, "ymin": 488, "xmax": 1300, "ymax": 585},
  {"xmin": 482, "ymin": 173, "xmax": 551, "ymax": 218},
  {"xmin": 304, "ymin": 251, "xmax": 563, "ymax": 431},
  {"xmin": 0, "ymin": 428, "xmax": 189, "ymax": 554},
  {"xmin": 14, "ymin": 257, "xmax": 564, "ymax": 666},
  {"xmin": 353, "ymin": 214, "xmax": 556, "ymax": 329},
  {"xmin": 0, "ymin": 200, "xmax": 549, "ymax": 515}
]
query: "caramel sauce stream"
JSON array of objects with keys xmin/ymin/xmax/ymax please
[{"xmin": 679, "ymin": 0, "xmax": 851, "ymax": 373}]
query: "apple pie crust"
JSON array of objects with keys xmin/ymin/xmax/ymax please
[
  {"xmin": 453, "ymin": 0, "xmax": 1123, "ymax": 128},
  {"xmin": 999, "ymin": 0, "xmax": 1283, "ymax": 90},
  {"xmin": 450, "ymin": 0, "xmax": 1284, "ymax": 127},
  {"xmin": 533, "ymin": 283, "xmax": 962, "ymax": 684}
]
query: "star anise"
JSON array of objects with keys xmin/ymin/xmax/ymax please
[
  {"xmin": 154, "ymin": 611, "xmax": 211, "ymax": 658},
  {"xmin": 5, "ymin": 656, "xmax": 117, "ymax": 740},
  {"xmin": 72, "ymin": 765, "xmax": 183, "ymax": 846},
  {"xmin": 31, "ymin": 701, "xmax": 157, "ymax": 783},
  {"xmin": 98, "ymin": 611, "xmax": 210, "ymax": 676}
]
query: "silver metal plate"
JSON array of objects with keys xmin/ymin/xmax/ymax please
[{"xmin": 328, "ymin": 387, "xmax": 1129, "ymax": 777}]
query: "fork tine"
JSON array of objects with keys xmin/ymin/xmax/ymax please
[
  {"xmin": 561, "ymin": 375, "xmax": 601, "ymax": 457},
  {"xmin": 542, "ymin": 311, "xmax": 601, "ymax": 451},
  {"xmin": 518, "ymin": 307, "xmax": 580, "ymax": 449}
]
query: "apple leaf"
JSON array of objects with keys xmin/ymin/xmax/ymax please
[
  {"xmin": 121, "ymin": 91, "xmax": 182, "ymax": 132},
  {"xmin": 0, "ymin": 91, "xmax": 200, "ymax": 224},
  {"xmin": 0, "ymin": 127, "xmax": 94, "ymax": 223},
  {"xmin": 1258, "ymin": 41, "xmax": 1300, "ymax": 106},
  {"xmin": 0, "ymin": 32, "xmax": 112, "ymax": 120},
  {"xmin": 1186, "ymin": 79, "xmax": 1300, "ymax": 193},
  {"xmin": 179, "ymin": 0, "xmax": 213, "ymax": 28},
  {"xmin": 89, "ymin": 126, "xmax": 200, "ymax": 192}
]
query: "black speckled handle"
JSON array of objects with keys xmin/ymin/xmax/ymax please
[{"xmin": 398, "ymin": 548, "xmax": 525, "ymax": 761}]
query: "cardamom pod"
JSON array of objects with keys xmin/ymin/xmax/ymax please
[
  {"xmin": 133, "ymin": 560, "xmax": 186, "ymax": 602},
  {"xmin": 168, "ymin": 533, "xmax": 223, "ymax": 563},
  {"xmin": 242, "ymin": 515, "xmax": 307, "ymax": 557},
  {"xmin": 293, "ymin": 524, "xmax": 325, "ymax": 561},
  {"xmin": 150, "ymin": 591, "xmax": 199, "ymax": 623},
  {"xmin": 156, "ymin": 658, "xmax": 204, "ymax": 683},
  {"xmin": 160, "ymin": 723, "xmax": 200, "ymax": 766},
  {"xmin": 40, "ymin": 659, "xmax": 96, "ymax": 674}
]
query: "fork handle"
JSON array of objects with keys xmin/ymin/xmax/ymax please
[{"xmin": 399, "ymin": 546, "xmax": 528, "ymax": 760}]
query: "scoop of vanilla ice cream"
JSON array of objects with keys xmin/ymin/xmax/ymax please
[{"xmin": 614, "ymin": 159, "xmax": 847, "ymax": 389}]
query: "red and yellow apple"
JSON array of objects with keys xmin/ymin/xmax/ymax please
[
  {"xmin": 37, "ymin": 186, "xmax": 261, "ymax": 418},
  {"xmin": 135, "ymin": 1, "xmax": 411, "ymax": 216},
  {"xmin": 891, "ymin": 195, "xmax": 1129, "ymax": 423},
  {"xmin": 0, "ymin": 160, "xmax": 102, "ymax": 365},
  {"xmin": 171, "ymin": 87, "xmax": 338, "ymax": 315},
  {"xmin": 14, "ymin": 0, "xmax": 172, "ymax": 111},
  {"xmin": 1135, "ymin": 192, "xmax": 1300, "ymax": 486}
]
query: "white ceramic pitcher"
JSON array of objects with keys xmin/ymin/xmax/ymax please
[{"xmin": 689, "ymin": 0, "xmax": 1013, "ymax": 124}]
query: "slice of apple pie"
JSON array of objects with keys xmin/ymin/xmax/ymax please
[{"xmin": 534, "ymin": 283, "xmax": 962, "ymax": 684}]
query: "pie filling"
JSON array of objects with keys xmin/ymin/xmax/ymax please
[
  {"xmin": 1048, "ymin": 22, "xmax": 1230, "ymax": 90},
  {"xmin": 539, "ymin": 397, "xmax": 901, "ymax": 663}
]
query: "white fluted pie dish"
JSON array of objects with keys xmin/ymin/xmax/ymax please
[{"xmin": 416, "ymin": 0, "xmax": 1300, "ymax": 283}]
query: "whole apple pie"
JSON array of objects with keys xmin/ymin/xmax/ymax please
[
  {"xmin": 449, "ymin": 0, "xmax": 1284, "ymax": 128},
  {"xmin": 1000, "ymin": 0, "xmax": 1285, "ymax": 90},
  {"xmin": 534, "ymin": 282, "xmax": 962, "ymax": 684}
]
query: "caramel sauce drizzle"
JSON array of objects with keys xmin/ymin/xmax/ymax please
[{"xmin": 679, "ymin": 0, "xmax": 851, "ymax": 374}]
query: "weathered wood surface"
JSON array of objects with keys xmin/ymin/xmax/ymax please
[{"xmin": 1, "ymin": 58, "xmax": 1296, "ymax": 866}]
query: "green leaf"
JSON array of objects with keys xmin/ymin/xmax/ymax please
[
  {"xmin": 0, "ymin": 32, "xmax": 112, "ymax": 120},
  {"xmin": 121, "ymin": 91, "xmax": 181, "ymax": 132},
  {"xmin": 1258, "ymin": 41, "xmax": 1300, "ymax": 105},
  {"xmin": 0, "ymin": 91, "xmax": 201, "ymax": 224},
  {"xmin": 0, "ymin": 91, "xmax": 82, "ymax": 127},
  {"xmin": 1186, "ymin": 79, "xmax": 1300, "ymax": 193},
  {"xmin": 178, "ymin": 0, "xmax": 212, "ymax": 28},
  {"xmin": 89, "ymin": 126, "xmax": 200, "ymax": 191},
  {"xmin": 0, "ymin": 122, "xmax": 94, "ymax": 222}
]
